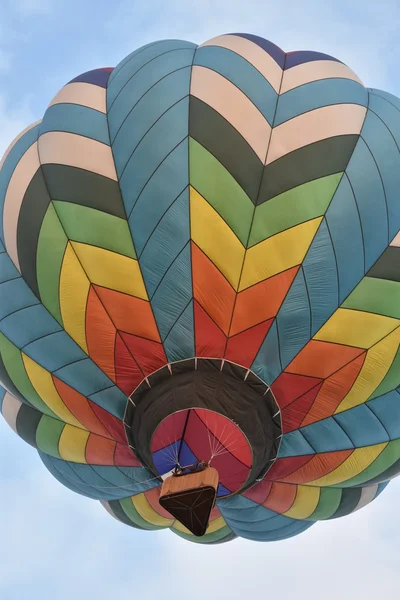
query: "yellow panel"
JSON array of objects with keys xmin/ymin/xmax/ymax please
[
  {"xmin": 314, "ymin": 309, "xmax": 399, "ymax": 348},
  {"xmin": 190, "ymin": 187, "xmax": 245, "ymax": 289},
  {"xmin": 22, "ymin": 354, "xmax": 83, "ymax": 428},
  {"xmin": 240, "ymin": 218, "xmax": 322, "ymax": 291},
  {"xmin": 58, "ymin": 424, "xmax": 90, "ymax": 463},
  {"xmin": 60, "ymin": 243, "xmax": 90, "ymax": 353},
  {"xmin": 337, "ymin": 326, "xmax": 400, "ymax": 412},
  {"xmin": 284, "ymin": 485, "xmax": 320, "ymax": 519},
  {"xmin": 71, "ymin": 242, "xmax": 148, "ymax": 299},
  {"xmin": 307, "ymin": 444, "xmax": 387, "ymax": 487},
  {"xmin": 172, "ymin": 516, "xmax": 226, "ymax": 535},
  {"xmin": 131, "ymin": 494, "xmax": 173, "ymax": 528}
]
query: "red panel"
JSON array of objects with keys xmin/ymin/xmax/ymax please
[
  {"xmin": 120, "ymin": 332, "xmax": 167, "ymax": 376},
  {"xmin": 225, "ymin": 319, "xmax": 273, "ymax": 368},
  {"xmin": 279, "ymin": 449, "xmax": 354, "ymax": 484},
  {"xmin": 271, "ymin": 372, "xmax": 323, "ymax": 409},
  {"xmin": 301, "ymin": 353, "xmax": 366, "ymax": 426},
  {"xmin": 151, "ymin": 410, "xmax": 188, "ymax": 453},
  {"xmin": 265, "ymin": 455, "xmax": 314, "ymax": 481},
  {"xmin": 85, "ymin": 434, "xmax": 116, "ymax": 465},
  {"xmin": 114, "ymin": 333, "xmax": 143, "ymax": 395},
  {"xmin": 281, "ymin": 382, "xmax": 323, "ymax": 433},
  {"xmin": 89, "ymin": 400, "xmax": 127, "ymax": 444},
  {"xmin": 86, "ymin": 287, "xmax": 117, "ymax": 382},
  {"xmin": 231, "ymin": 266, "xmax": 299, "ymax": 335},
  {"xmin": 264, "ymin": 482, "xmax": 297, "ymax": 513},
  {"xmin": 194, "ymin": 301, "xmax": 227, "ymax": 358},
  {"xmin": 243, "ymin": 479, "xmax": 273, "ymax": 504},
  {"xmin": 53, "ymin": 376, "xmax": 113, "ymax": 438},
  {"xmin": 114, "ymin": 443, "xmax": 141, "ymax": 467}
]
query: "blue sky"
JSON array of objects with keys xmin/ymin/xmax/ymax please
[{"xmin": 1, "ymin": 0, "xmax": 400, "ymax": 598}]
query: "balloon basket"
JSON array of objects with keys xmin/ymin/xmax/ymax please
[{"xmin": 159, "ymin": 466, "xmax": 219, "ymax": 536}]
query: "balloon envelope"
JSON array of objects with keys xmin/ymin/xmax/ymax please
[{"xmin": 0, "ymin": 33, "xmax": 399, "ymax": 543}]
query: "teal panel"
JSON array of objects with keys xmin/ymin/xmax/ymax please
[
  {"xmin": 251, "ymin": 320, "xmax": 282, "ymax": 385},
  {"xmin": 300, "ymin": 417, "xmax": 355, "ymax": 452},
  {"xmin": 163, "ymin": 300, "xmax": 195, "ymax": 362},
  {"xmin": 40, "ymin": 104, "xmax": 109, "ymax": 144},
  {"xmin": 334, "ymin": 404, "xmax": 389, "ymax": 446}
]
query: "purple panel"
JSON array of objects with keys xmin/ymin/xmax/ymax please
[
  {"xmin": 231, "ymin": 33, "xmax": 285, "ymax": 69},
  {"xmin": 285, "ymin": 51, "xmax": 342, "ymax": 70},
  {"xmin": 68, "ymin": 67, "xmax": 114, "ymax": 88}
]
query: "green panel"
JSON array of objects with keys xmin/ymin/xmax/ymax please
[
  {"xmin": 0, "ymin": 333, "xmax": 57, "ymax": 418},
  {"xmin": 36, "ymin": 415, "xmax": 64, "ymax": 458},
  {"xmin": 189, "ymin": 137, "xmax": 254, "ymax": 245},
  {"xmin": 249, "ymin": 172, "xmax": 342, "ymax": 246},
  {"xmin": 53, "ymin": 201, "xmax": 136, "ymax": 259},
  {"xmin": 119, "ymin": 497, "xmax": 163, "ymax": 531},
  {"xmin": 171, "ymin": 523, "xmax": 233, "ymax": 544},
  {"xmin": 369, "ymin": 347, "xmax": 400, "ymax": 400},
  {"xmin": 308, "ymin": 486, "xmax": 342, "ymax": 520},
  {"xmin": 343, "ymin": 277, "xmax": 400, "ymax": 319},
  {"xmin": 336, "ymin": 439, "xmax": 400, "ymax": 487},
  {"xmin": 37, "ymin": 203, "xmax": 67, "ymax": 325}
]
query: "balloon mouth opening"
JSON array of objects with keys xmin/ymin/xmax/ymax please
[{"xmin": 123, "ymin": 358, "xmax": 282, "ymax": 498}]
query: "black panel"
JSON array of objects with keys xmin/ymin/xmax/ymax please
[
  {"xmin": 15, "ymin": 403, "xmax": 42, "ymax": 447},
  {"xmin": 125, "ymin": 358, "xmax": 281, "ymax": 495},
  {"xmin": 17, "ymin": 167, "xmax": 51, "ymax": 297},
  {"xmin": 328, "ymin": 487, "xmax": 361, "ymax": 519},
  {"xmin": 189, "ymin": 96, "xmax": 263, "ymax": 204},
  {"xmin": 107, "ymin": 500, "xmax": 143, "ymax": 528},
  {"xmin": 259, "ymin": 134, "xmax": 359, "ymax": 203},
  {"xmin": 41, "ymin": 164, "xmax": 126, "ymax": 219},
  {"xmin": 160, "ymin": 486, "xmax": 216, "ymax": 536},
  {"xmin": 367, "ymin": 247, "xmax": 400, "ymax": 282},
  {"xmin": 0, "ymin": 354, "xmax": 26, "ymax": 405}
]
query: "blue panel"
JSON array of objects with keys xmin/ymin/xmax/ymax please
[
  {"xmin": 88, "ymin": 385, "xmax": 128, "ymax": 421},
  {"xmin": 108, "ymin": 40, "xmax": 196, "ymax": 106},
  {"xmin": 130, "ymin": 140, "xmax": 189, "ymax": 255},
  {"xmin": 0, "ymin": 123, "xmax": 40, "ymax": 243},
  {"xmin": 367, "ymin": 390, "xmax": 400, "ymax": 440},
  {"xmin": 0, "ymin": 386, "xmax": 6, "ymax": 411},
  {"xmin": 40, "ymin": 104, "xmax": 109, "ymax": 144},
  {"xmin": 118, "ymin": 98, "xmax": 189, "ymax": 216},
  {"xmin": 276, "ymin": 268, "xmax": 311, "ymax": 369},
  {"xmin": 0, "ymin": 252, "xmax": 20, "ymax": 283},
  {"xmin": 368, "ymin": 90, "xmax": 400, "ymax": 142},
  {"xmin": 139, "ymin": 189, "xmax": 189, "ymax": 295},
  {"xmin": 326, "ymin": 175, "xmax": 364, "ymax": 302},
  {"xmin": 194, "ymin": 45, "xmax": 277, "ymax": 124},
  {"xmin": 251, "ymin": 320, "xmax": 282, "ymax": 385},
  {"xmin": 286, "ymin": 51, "xmax": 341, "ymax": 69},
  {"xmin": 22, "ymin": 330, "xmax": 86, "ymax": 373},
  {"xmin": 277, "ymin": 429, "xmax": 315, "ymax": 457},
  {"xmin": 0, "ymin": 277, "xmax": 39, "ymax": 321},
  {"xmin": 152, "ymin": 441, "xmax": 180, "ymax": 474},
  {"xmin": 178, "ymin": 439, "xmax": 197, "ymax": 466},
  {"xmin": 108, "ymin": 48, "xmax": 195, "ymax": 141},
  {"xmin": 163, "ymin": 301, "xmax": 195, "ymax": 362},
  {"xmin": 218, "ymin": 495, "xmax": 314, "ymax": 541},
  {"xmin": 300, "ymin": 417, "xmax": 354, "ymax": 452},
  {"xmin": 112, "ymin": 68, "xmax": 192, "ymax": 176},
  {"xmin": 362, "ymin": 103, "xmax": 400, "ymax": 240},
  {"xmin": 346, "ymin": 136, "xmax": 388, "ymax": 271},
  {"xmin": 275, "ymin": 78, "xmax": 367, "ymax": 126},
  {"xmin": 0, "ymin": 304, "xmax": 61, "ymax": 349},
  {"xmin": 303, "ymin": 220, "xmax": 338, "ymax": 335},
  {"xmin": 151, "ymin": 243, "xmax": 193, "ymax": 340},
  {"xmin": 335, "ymin": 404, "xmax": 389, "ymax": 446},
  {"xmin": 53, "ymin": 358, "xmax": 115, "ymax": 401}
]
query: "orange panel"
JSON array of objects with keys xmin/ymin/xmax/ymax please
[
  {"xmin": 145, "ymin": 487, "xmax": 176, "ymax": 520},
  {"xmin": 94, "ymin": 285, "xmax": 160, "ymax": 341},
  {"xmin": 85, "ymin": 434, "xmax": 116, "ymax": 465},
  {"xmin": 53, "ymin": 376, "xmax": 113, "ymax": 438},
  {"xmin": 192, "ymin": 241, "xmax": 236, "ymax": 335},
  {"xmin": 301, "ymin": 353, "xmax": 366, "ymax": 426},
  {"xmin": 278, "ymin": 449, "xmax": 354, "ymax": 484},
  {"xmin": 230, "ymin": 266, "xmax": 299, "ymax": 335},
  {"xmin": 114, "ymin": 333, "xmax": 144, "ymax": 396},
  {"xmin": 286, "ymin": 340, "xmax": 364, "ymax": 379},
  {"xmin": 264, "ymin": 482, "xmax": 297, "ymax": 513},
  {"xmin": 194, "ymin": 300, "xmax": 227, "ymax": 357},
  {"xmin": 86, "ymin": 287, "xmax": 117, "ymax": 382}
]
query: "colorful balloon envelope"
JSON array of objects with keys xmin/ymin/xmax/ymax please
[{"xmin": 1, "ymin": 33, "xmax": 400, "ymax": 543}]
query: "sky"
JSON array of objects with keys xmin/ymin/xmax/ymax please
[{"xmin": 1, "ymin": 0, "xmax": 400, "ymax": 598}]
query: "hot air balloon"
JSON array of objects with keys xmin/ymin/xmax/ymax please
[{"xmin": 1, "ymin": 33, "xmax": 400, "ymax": 544}]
